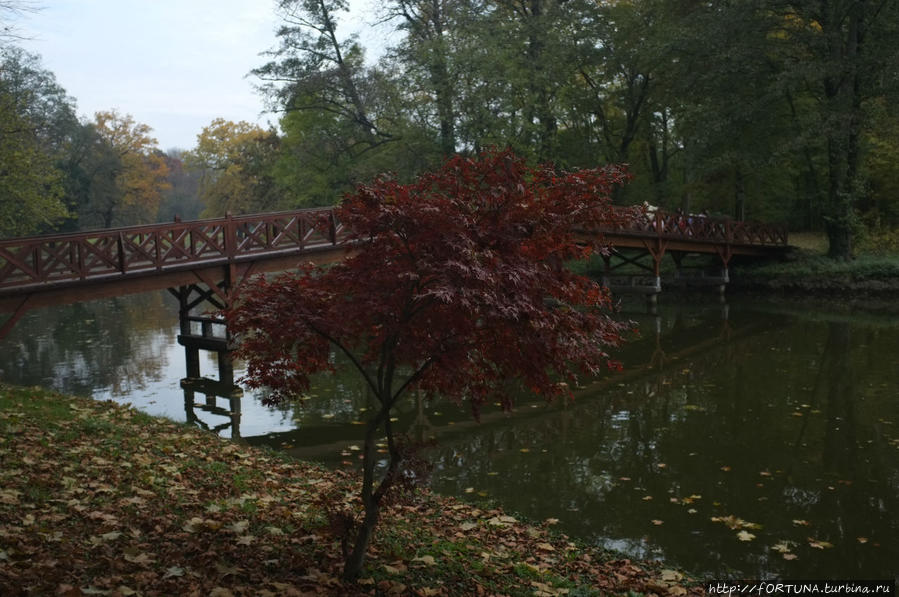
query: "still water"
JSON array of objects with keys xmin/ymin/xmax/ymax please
[{"xmin": 1, "ymin": 290, "xmax": 896, "ymax": 579}]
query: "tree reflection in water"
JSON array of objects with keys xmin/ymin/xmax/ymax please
[{"xmin": 2, "ymin": 293, "xmax": 897, "ymax": 578}]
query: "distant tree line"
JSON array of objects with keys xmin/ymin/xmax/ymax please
[{"xmin": 2, "ymin": 0, "xmax": 898, "ymax": 258}]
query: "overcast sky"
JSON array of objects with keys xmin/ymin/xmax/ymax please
[{"xmin": 16, "ymin": 0, "xmax": 389, "ymax": 151}]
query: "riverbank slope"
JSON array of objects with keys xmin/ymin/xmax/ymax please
[
  {"xmin": 0, "ymin": 385, "xmax": 700, "ymax": 596},
  {"xmin": 729, "ymin": 233, "xmax": 899, "ymax": 294}
]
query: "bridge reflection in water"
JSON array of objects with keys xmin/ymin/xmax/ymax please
[
  {"xmin": 247, "ymin": 300, "xmax": 753, "ymax": 460},
  {"xmin": 1, "ymin": 287, "xmax": 895, "ymax": 579}
]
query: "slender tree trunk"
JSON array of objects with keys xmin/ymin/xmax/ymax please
[
  {"xmin": 343, "ymin": 495, "xmax": 381, "ymax": 580},
  {"xmin": 342, "ymin": 406, "xmax": 385, "ymax": 580},
  {"xmin": 342, "ymin": 394, "xmax": 404, "ymax": 581},
  {"xmin": 734, "ymin": 165, "xmax": 746, "ymax": 222},
  {"xmin": 822, "ymin": 1, "xmax": 864, "ymax": 260}
]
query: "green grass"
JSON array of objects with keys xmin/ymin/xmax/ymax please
[{"xmin": 736, "ymin": 252, "xmax": 899, "ymax": 280}]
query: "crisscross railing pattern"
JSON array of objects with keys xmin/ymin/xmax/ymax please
[
  {"xmin": 607, "ymin": 210, "xmax": 788, "ymax": 246},
  {"xmin": 0, "ymin": 209, "xmax": 346, "ymax": 293},
  {"xmin": 0, "ymin": 206, "xmax": 785, "ymax": 295}
]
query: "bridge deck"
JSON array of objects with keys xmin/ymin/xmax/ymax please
[{"xmin": 0, "ymin": 206, "xmax": 787, "ymax": 315}]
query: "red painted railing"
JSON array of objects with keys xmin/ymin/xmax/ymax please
[
  {"xmin": 606, "ymin": 210, "xmax": 789, "ymax": 246},
  {"xmin": 0, "ymin": 207, "xmax": 786, "ymax": 294},
  {"xmin": 0, "ymin": 209, "xmax": 346, "ymax": 293}
]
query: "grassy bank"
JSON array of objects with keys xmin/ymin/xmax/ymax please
[
  {"xmin": 0, "ymin": 385, "xmax": 701, "ymax": 596},
  {"xmin": 569, "ymin": 232, "xmax": 899, "ymax": 295},
  {"xmin": 730, "ymin": 233, "xmax": 899, "ymax": 294}
]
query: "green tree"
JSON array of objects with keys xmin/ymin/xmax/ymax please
[
  {"xmin": 385, "ymin": 0, "xmax": 463, "ymax": 156},
  {"xmin": 157, "ymin": 149, "xmax": 204, "ymax": 222},
  {"xmin": 768, "ymin": 0, "xmax": 899, "ymax": 258},
  {"xmin": 0, "ymin": 45, "xmax": 72, "ymax": 237},
  {"xmin": 254, "ymin": 0, "xmax": 395, "ymax": 152}
]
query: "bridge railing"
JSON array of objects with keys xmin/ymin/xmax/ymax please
[
  {"xmin": 607, "ymin": 208, "xmax": 788, "ymax": 246},
  {"xmin": 0, "ymin": 206, "xmax": 786, "ymax": 293},
  {"xmin": 0, "ymin": 208, "xmax": 346, "ymax": 292}
]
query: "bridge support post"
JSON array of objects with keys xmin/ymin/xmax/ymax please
[{"xmin": 169, "ymin": 282, "xmax": 236, "ymax": 386}]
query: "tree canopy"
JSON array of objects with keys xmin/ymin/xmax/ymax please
[
  {"xmin": 0, "ymin": 45, "xmax": 71, "ymax": 236},
  {"xmin": 2, "ymin": 0, "xmax": 898, "ymax": 257},
  {"xmin": 227, "ymin": 149, "xmax": 633, "ymax": 579}
]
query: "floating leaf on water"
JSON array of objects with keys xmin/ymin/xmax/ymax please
[
  {"xmin": 642, "ymin": 495, "xmax": 653, "ymax": 501},
  {"xmin": 720, "ymin": 466, "xmax": 731, "ymax": 472},
  {"xmin": 651, "ymin": 519, "xmax": 664, "ymax": 525},
  {"xmin": 520, "ymin": 448, "xmax": 530, "ymax": 453},
  {"xmin": 464, "ymin": 487, "xmax": 474, "ymax": 494},
  {"xmin": 783, "ymin": 553, "xmax": 798, "ymax": 561},
  {"xmin": 857, "ymin": 537, "xmax": 868, "ymax": 544},
  {"xmin": 772, "ymin": 542, "xmax": 792, "ymax": 553},
  {"xmin": 687, "ymin": 508, "xmax": 698, "ymax": 514},
  {"xmin": 737, "ymin": 530, "xmax": 756, "ymax": 542},
  {"xmin": 657, "ymin": 463, "xmax": 667, "ymax": 469},
  {"xmin": 792, "ymin": 519, "xmax": 810, "ymax": 527},
  {"xmin": 808, "ymin": 538, "xmax": 834, "ymax": 549}
]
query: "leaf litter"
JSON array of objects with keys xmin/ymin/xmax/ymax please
[{"xmin": 0, "ymin": 386, "xmax": 704, "ymax": 595}]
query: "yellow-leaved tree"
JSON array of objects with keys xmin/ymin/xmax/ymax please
[
  {"xmin": 185, "ymin": 118, "xmax": 282, "ymax": 217},
  {"xmin": 91, "ymin": 110, "xmax": 170, "ymax": 227}
]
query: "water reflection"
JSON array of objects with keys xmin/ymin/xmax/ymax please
[
  {"xmin": 0, "ymin": 293, "xmax": 173, "ymax": 396},
  {"xmin": 182, "ymin": 377, "xmax": 243, "ymax": 438},
  {"xmin": 0, "ymin": 292, "xmax": 896, "ymax": 579}
]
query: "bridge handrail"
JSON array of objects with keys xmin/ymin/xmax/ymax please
[
  {"xmin": 0, "ymin": 206, "xmax": 787, "ymax": 293},
  {"xmin": 0, "ymin": 208, "xmax": 345, "ymax": 292},
  {"xmin": 603, "ymin": 208, "xmax": 788, "ymax": 246}
]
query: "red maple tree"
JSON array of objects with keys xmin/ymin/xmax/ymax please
[{"xmin": 227, "ymin": 149, "xmax": 632, "ymax": 580}]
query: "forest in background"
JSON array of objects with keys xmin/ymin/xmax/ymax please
[{"xmin": 1, "ymin": 0, "xmax": 898, "ymax": 258}]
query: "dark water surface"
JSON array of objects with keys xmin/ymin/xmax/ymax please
[{"xmin": 1, "ymin": 291, "xmax": 896, "ymax": 579}]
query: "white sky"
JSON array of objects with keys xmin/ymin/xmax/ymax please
[{"xmin": 16, "ymin": 0, "xmax": 391, "ymax": 151}]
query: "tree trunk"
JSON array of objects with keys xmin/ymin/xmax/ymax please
[
  {"xmin": 341, "ymin": 398, "xmax": 403, "ymax": 581},
  {"xmin": 821, "ymin": 0, "xmax": 864, "ymax": 261},
  {"xmin": 734, "ymin": 165, "xmax": 746, "ymax": 222},
  {"xmin": 342, "ymin": 496, "xmax": 380, "ymax": 581}
]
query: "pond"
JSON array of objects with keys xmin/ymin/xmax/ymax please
[{"xmin": 1, "ymin": 290, "xmax": 896, "ymax": 580}]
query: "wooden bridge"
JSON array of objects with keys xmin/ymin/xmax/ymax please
[{"xmin": 0, "ymin": 206, "xmax": 788, "ymax": 339}]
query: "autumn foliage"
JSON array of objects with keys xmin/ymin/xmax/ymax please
[{"xmin": 227, "ymin": 149, "xmax": 632, "ymax": 579}]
